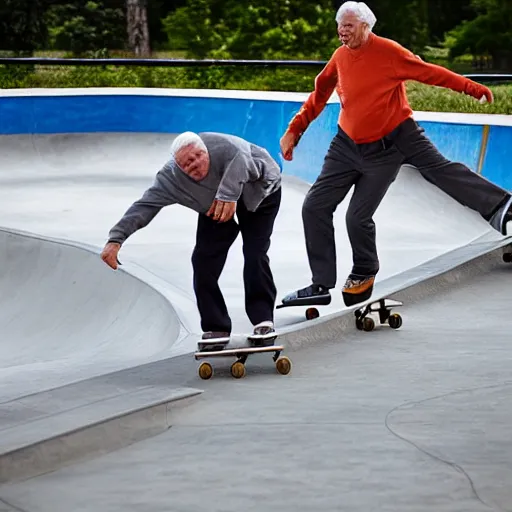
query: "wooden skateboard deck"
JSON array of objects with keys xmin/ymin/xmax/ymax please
[
  {"xmin": 194, "ymin": 335, "xmax": 291, "ymax": 380},
  {"xmin": 276, "ymin": 296, "xmax": 404, "ymax": 331}
]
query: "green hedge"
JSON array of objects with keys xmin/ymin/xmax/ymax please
[{"xmin": 1, "ymin": 64, "xmax": 511, "ymax": 114}]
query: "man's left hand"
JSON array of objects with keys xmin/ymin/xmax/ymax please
[
  {"xmin": 466, "ymin": 82, "xmax": 494, "ymax": 104},
  {"xmin": 207, "ymin": 199, "xmax": 236, "ymax": 222}
]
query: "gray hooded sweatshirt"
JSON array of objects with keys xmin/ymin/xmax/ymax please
[{"xmin": 108, "ymin": 132, "xmax": 282, "ymax": 245}]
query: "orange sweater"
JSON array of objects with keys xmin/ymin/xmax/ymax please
[{"xmin": 287, "ymin": 33, "xmax": 482, "ymax": 144}]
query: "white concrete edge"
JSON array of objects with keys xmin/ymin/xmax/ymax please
[
  {"xmin": 1, "ymin": 87, "xmax": 511, "ymax": 126},
  {"xmin": 276, "ymin": 236, "xmax": 512, "ymax": 349},
  {"xmin": 0, "ymin": 387, "xmax": 203, "ymax": 485}
]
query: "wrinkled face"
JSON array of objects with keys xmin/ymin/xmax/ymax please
[
  {"xmin": 337, "ymin": 11, "xmax": 369, "ymax": 48},
  {"xmin": 175, "ymin": 143, "xmax": 210, "ymax": 182}
]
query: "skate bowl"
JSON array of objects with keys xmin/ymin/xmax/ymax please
[
  {"xmin": 0, "ymin": 227, "xmax": 190, "ymax": 402},
  {"xmin": 0, "ymin": 87, "xmax": 511, "ymax": 482},
  {"xmin": 0, "ymin": 88, "xmax": 511, "ymax": 385}
]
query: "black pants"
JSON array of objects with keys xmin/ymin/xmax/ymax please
[
  {"xmin": 191, "ymin": 187, "xmax": 281, "ymax": 333},
  {"xmin": 302, "ymin": 118, "xmax": 509, "ymax": 288},
  {"xmin": 392, "ymin": 117, "xmax": 508, "ymax": 220}
]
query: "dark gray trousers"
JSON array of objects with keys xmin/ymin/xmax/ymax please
[
  {"xmin": 192, "ymin": 187, "xmax": 281, "ymax": 333},
  {"xmin": 302, "ymin": 117, "xmax": 509, "ymax": 288}
]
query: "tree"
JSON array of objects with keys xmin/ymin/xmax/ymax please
[
  {"xmin": 45, "ymin": 1, "xmax": 125, "ymax": 56},
  {"xmin": 0, "ymin": 0, "xmax": 50, "ymax": 55},
  {"xmin": 446, "ymin": 0, "xmax": 512, "ymax": 70},
  {"xmin": 427, "ymin": 0, "xmax": 474, "ymax": 44},
  {"xmin": 367, "ymin": 0, "xmax": 429, "ymax": 54},
  {"xmin": 126, "ymin": 0, "xmax": 151, "ymax": 56},
  {"xmin": 162, "ymin": 0, "xmax": 223, "ymax": 58},
  {"xmin": 162, "ymin": 0, "xmax": 338, "ymax": 59}
]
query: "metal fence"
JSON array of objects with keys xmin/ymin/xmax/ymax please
[{"xmin": 0, "ymin": 57, "xmax": 511, "ymax": 83}]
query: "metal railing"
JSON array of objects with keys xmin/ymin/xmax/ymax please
[
  {"xmin": 1, "ymin": 57, "xmax": 510, "ymax": 83},
  {"xmin": 0, "ymin": 57, "xmax": 327, "ymax": 68}
]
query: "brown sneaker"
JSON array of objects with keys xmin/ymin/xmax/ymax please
[{"xmin": 342, "ymin": 275, "xmax": 375, "ymax": 307}]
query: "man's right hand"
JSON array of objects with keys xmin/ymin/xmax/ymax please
[
  {"xmin": 280, "ymin": 131, "xmax": 298, "ymax": 161},
  {"xmin": 101, "ymin": 242, "xmax": 121, "ymax": 270}
]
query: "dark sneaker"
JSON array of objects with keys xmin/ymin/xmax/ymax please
[
  {"xmin": 201, "ymin": 331, "xmax": 230, "ymax": 341},
  {"xmin": 280, "ymin": 284, "xmax": 331, "ymax": 306},
  {"xmin": 490, "ymin": 195, "xmax": 512, "ymax": 235},
  {"xmin": 248, "ymin": 321, "xmax": 277, "ymax": 347},
  {"xmin": 342, "ymin": 275, "xmax": 375, "ymax": 307},
  {"xmin": 197, "ymin": 331, "xmax": 230, "ymax": 351}
]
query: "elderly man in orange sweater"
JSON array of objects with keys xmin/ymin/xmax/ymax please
[{"xmin": 279, "ymin": 0, "xmax": 512, "ymax": 308}]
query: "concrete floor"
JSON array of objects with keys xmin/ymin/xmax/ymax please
[
  {"xmin": 0, "ymin": 131, "xmax": 510, "ymax": 512},
  {"xmin": 1, "ymin": 265, "xmax": 510, "ymax": 512}
]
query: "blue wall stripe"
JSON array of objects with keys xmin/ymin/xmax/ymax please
[{"xmin": 0, "ymin": 93, "xmax": 510, "ymax": 190}]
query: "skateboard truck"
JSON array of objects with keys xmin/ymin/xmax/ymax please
[{"xmin": 354, "ymin": 298, "xmax": 403, "ymax": 332}]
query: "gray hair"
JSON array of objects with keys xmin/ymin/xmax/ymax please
[
  {"xmin": 170, "ymin": 131, "xmax": 207, "ymax": 158},
  {"xmin": 335, "ymin": 1, "xmax": 377, "ymax": 30}
]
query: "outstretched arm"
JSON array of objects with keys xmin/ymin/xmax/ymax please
[
  {"xmin": 391, "ymin": 44, "xmax": 493, "ymax": 102},
  {"xmin": 281, "ymin": 54, "xmax": 339, "ymax": 160},
  {"xmin": 107, "ymin": 169, "xmax": 177, "ymax": 245}
]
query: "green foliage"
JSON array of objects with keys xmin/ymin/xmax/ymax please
[
  {"xmin": 1, "ymin": 64, "xmax": 511, "ymax": 115},
  {"xmin": 427, "ymin": 0, "xmax": 475, "ymax": 45},
  {"xmin": 162, "ymin": 0, "xmax": 223, "ymax": 59},
  {"xmin": 0, "ymin": 0, "xmax": 50, "ymax": 55},
  {"xmin": 161, "ymin": 0, "xmax": 338, "ymax": 60},
  {"xmin": 358, "ymin": 0, "xmax": 429, "ymax": 54},
  {"xmin": 444, "ymin": 0, "xmax": 512, "ymax": 69},
  {"xmin": 45, "ymin": 1, "xmax": 125, "ymax": 56},
  {"xmin": 406, "ymin": 81, "xmax": 512, "ymax": 114}
]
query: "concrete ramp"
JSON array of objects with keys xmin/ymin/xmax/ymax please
[
  {"xmin": 0, "ymin": 132, "xmax": 507, "ymax": 401},
  {"xmin": 0, "ymin": 228, "xmax": 183, "ymax": 402},
  {"xmin": 0, "ymin": 129, "xmax": 510, "ymax": 486}
]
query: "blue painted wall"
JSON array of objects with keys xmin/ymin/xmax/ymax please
[
  {"xmin": 418, "ymin": 121, "xmax": 483, "ymax": 171},
  {"xmin": 0, "ymin": 92, "xmax": 510, "ymax": 189}
]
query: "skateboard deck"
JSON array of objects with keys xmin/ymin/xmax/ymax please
[
  {"xmin": 276, "ymin": 295, "xmax": 404, "ymax": 331},
  {"xmin": 194, "ymin": 334, "xmax": 291, "ymax": 380},
  {"xmin": 353, "ymin": 297, "xmax": 403, "ymax": 331}
]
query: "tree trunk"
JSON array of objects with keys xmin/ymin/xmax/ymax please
[{"xmin": 126, "ymin": 0, "xmax": 150, "ymax": 57}]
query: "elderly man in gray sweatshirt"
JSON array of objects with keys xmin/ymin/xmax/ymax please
[{"xmin": 101, "ymin": 131, "xmax": 282, "ymax": 345}]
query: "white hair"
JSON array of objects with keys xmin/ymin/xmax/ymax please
[
  {"xmin": 335, "ymin": 1, "xmax": 377, "ymax": 30},
  {"xmin": 170, "ymin": 131, "xmax": 207, "ymax": 158}
]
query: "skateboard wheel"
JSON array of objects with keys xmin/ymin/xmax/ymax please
[
  {"xmin": 230, "ymin": 361, "xmax": 246, "ymax": 379},
  {"xmin": 275, "ymin": 356, "xmax": 292, "ymax": 375},
  {"xmin": 198, "ymin": 362, "xmax": 213, "ymax": 380},
  {"xmin": 305, "ymin": 307, "xmax": 319, "ymax": 320},
  {"xmin": 362, "ymin": 317, "xmax": 375, "ymax": 332},
  {"xmin": 388, "ymin": 313, "xmax": 402, "ymax": 329},
  {"xmin": 503, "ymin": 252, "xmax": 512, "ymax": 263}
]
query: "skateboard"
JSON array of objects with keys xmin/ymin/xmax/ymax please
[
  {"xmin": 194, "ymin": 334, "xmax": 292, "ymax": 380},
  {"xmin": 353, "ymin": 298, "xmax": 403, "ymax": 332}
]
